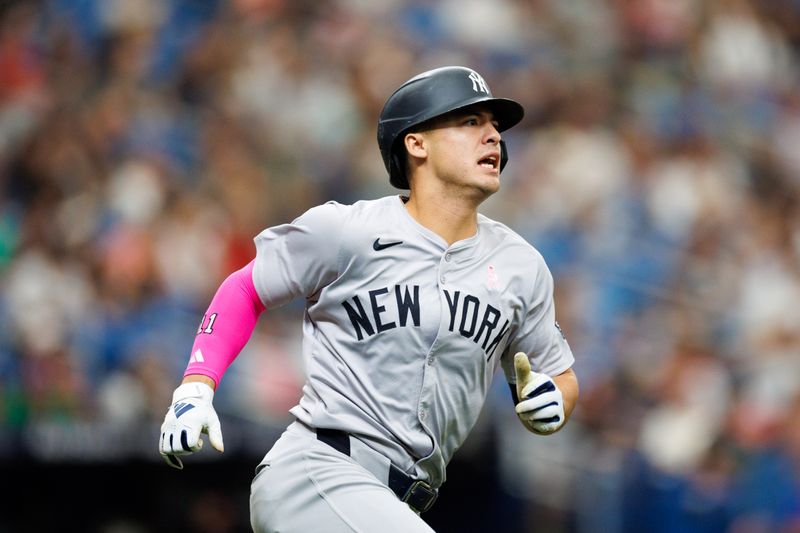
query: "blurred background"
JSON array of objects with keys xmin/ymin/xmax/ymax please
[{"xmin": 1, "ymin": 0, "xmax": 800, "ymax": 531}]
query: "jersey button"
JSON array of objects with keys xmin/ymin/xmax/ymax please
[
  {"xmin": 445, "ymin": 253, "xmax": 452, "ymax": 262},
  {"xmin": 427, "ymin": 356, "xmax": 434, "ymax": 365},
  {"xmin": 440, "ymin": 275, "xmax": 446, "ymax": 284}
]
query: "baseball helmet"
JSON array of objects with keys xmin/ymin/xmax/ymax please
[{"xmin": 377, "ymin": 66, "xmax": 524, "ymax": 189}]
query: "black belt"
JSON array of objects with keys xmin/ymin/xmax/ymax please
[{"xmin": 316, "ymin": 428, "xmax": 438, "ymax": 514}]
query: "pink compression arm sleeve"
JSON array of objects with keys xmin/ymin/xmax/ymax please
[{"xmin": 184, "ymin": 260, "xmax": 266, "ymax": 386}]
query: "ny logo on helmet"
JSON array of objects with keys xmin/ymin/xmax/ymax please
[{"xmin": 468, "ymin": 71, "xmax": 489, "ymax": 94}]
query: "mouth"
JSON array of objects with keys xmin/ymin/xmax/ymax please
[{"xmin": 478, "ymin": 152, "xmax": 500, "ymax": 171}]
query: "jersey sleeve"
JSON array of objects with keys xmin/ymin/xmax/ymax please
[
  {"xmin": 502, "ymin": 253, "xmax": 574, "ymax": 383},
  {"xmin": 252, "ymin": 201, "xmax": 345, "ymax": 307}
]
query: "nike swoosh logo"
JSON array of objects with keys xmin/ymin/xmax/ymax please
[{"xmin": 373, "ymin": 238, "xmax": 403, "ymax": 251}]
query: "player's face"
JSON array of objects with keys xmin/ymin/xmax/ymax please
[{"xmin": 420, "ymin": 107, "xmax": 503, "ymax": 197}]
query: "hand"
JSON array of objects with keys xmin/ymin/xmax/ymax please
[
  {"xmin": 159, "ymin": 381, "xmax": 224, "ymax": 469},
  {"xmin": 513, "ymin": 352, "xmax": 565, "ymax": 435}
]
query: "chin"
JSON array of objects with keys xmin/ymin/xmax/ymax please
[
  {"xmin": 475, "ymin": 174, "xmax": 501, "ymax": 195},
  {"xmin": 464, "ymin": 181, "xmax": 499, "ymax": 204}
]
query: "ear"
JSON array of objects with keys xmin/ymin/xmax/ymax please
[{"xmin": 403, "ymin": 132, "xmax": 428, "ymax": 161}]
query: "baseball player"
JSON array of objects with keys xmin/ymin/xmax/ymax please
[{"xmin": 159, "ymin": 66, "xmax": 579, "ymax": 532}]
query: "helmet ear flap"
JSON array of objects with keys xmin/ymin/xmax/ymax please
[
  {"xmin": 389, "ymin": 150, "xmax": 409, "ymax": 189},
  {"xmin": 499, "ymin": 140, "xmax": 509, "ymax": 173}
]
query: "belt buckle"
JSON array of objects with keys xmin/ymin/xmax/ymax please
[{"xmin": 403, "ymin": 480, "xmax": 438, "ymax": 514}]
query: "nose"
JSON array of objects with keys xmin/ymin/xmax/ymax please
[{"xmin": 485, "ymin": 122, "xmax": 501, "ymax": 145}]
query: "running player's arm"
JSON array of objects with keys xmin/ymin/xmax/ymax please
[
  {"xmin": 504, "ymin": 251, "xmax": 578, "ymax": 434},
  {"xmin": 160, "ymin": 202, "xmax": 345, "ymax": 468},
  {"xmin": 159, "ymin": 260, "xmax": 264, "ymax": 468}
]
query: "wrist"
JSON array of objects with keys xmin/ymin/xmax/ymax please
[
  {"xmin": 173, "ymin": 381, "xmax": 215, "ymax": 403},
  {"xmin": 182, "ymin": 374, "xmax": 217, "ymax": 391}
]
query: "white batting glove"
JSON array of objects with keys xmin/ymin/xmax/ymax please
[
  {"xmin": 159, "ymin": 382, "xmax": 224, "ymax": 469},
  {"xmin": 513, "ymin": 352, "xmax": 565, "ymax": 435}
]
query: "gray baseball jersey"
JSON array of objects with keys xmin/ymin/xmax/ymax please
[{"xmin": 252, "ymin": 195, "xmax": 574, "ymax": 488}]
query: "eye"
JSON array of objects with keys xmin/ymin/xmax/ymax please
[{"xmin": 464, "ymin": 117, "xmax": 479, "ymax": 126}]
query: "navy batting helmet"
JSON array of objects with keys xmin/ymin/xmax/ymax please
[{"xmin": 377, "ymin": 66, "xmax": 524, "ymax": 189}]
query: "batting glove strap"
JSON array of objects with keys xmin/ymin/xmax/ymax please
[
  {"xmin": 171, "ymin": 381, "xmax": 215, "ymax": 404},
  {"xmin": 159, "ymin": 382, "xmax": 223, "ymax": 470},
  {"xmin": 515, "ymin": 372, "xmax": 565, "ymax": 435}
]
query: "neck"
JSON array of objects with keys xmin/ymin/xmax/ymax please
[{"xmin": 404, "ymin": 181, "xmax": 482, "ymax": 246}]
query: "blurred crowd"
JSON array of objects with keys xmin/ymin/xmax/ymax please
[{"xmin": 1, "ymin": 0, "xmax": 800, "ymax": 531}]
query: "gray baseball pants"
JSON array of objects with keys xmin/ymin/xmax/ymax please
[{"xmin": 250, "ymin": 421, "xmax": 436, "ymax": 533}]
